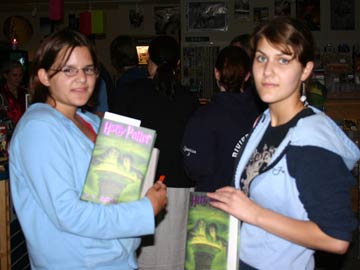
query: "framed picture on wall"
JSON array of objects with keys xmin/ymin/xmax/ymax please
[
  {"xmin": 330, "ymin": 0, "xmax": 354, "ymax": 30},
  {"xmin": 154, "ymin": 6, "xmax": 180, "ymax": 35},
  {"xmin": 253, "ymin": 7, "xmax": 269, "ymax": 25},
  {"xmin": 129, "ymin": 7, "xmax": 144, "ymax": 29},
  {"xmin": 296, "ymin": 0, "xmax": 320, "ymax": 31},
  {"xmin": 234, "ymin": 0, "xmax": 250, "ymax": 21},
  {"xmin": 186, "ymin": 1, "xmax": 228, "ymax": 32},
  {"xmin": 274, "ymin": 0, "xmax": 291, "ymax": 16}
]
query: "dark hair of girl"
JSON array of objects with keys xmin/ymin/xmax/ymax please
[
  {"xmin": 148, "ymin": 35, "xmax": 181, "ymax": 100},
  {"xmin": 251, "ymin": 16, "xmax": 314, "ymax": 67},
  {"xmin": 215, "ymin": 46, "xmax": 251, "ymax": 93},
  {"xmin": 30, "ymin": 28, "xmax": 99, "ymax": 104}
]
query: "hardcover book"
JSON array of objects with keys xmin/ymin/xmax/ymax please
[
  {"xmin": 185, "ymin": 192, "xmax": 239, "ymax": 270},
  {"xmin": 81, "ymin": 112, "xmax": 157, "ymax": 204}
]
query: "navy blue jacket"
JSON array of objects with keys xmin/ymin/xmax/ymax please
[{"xmin": 181, "ymin": 90, "xmax": 261, "ymax": 191}]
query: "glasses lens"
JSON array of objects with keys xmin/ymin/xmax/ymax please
[
  {"xmin": 62, "ymin": 67, "xmax": 77, "ymax": 76},
  {"xmin": 84, "ymin": 66, "xmax": 97, "ymax": 75},
  {"xmin": 59, "ymin": 66, "xmax": 97, "ymax": 76}
]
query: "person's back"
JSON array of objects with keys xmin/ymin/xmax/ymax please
[
  {"xmin": 181, "ymin": 46, "xmax": 261, "ymax": 192},
  {"xmin": 111, "ymin": 35, "xmax": 199, "ymax": 270},
  {"xmin": 111, "ymin": 36, "xmax": 198, "ymax": 187},
  {"xmin": 116, "ymin": 78, "xmax": 197, "ymax": 186}
]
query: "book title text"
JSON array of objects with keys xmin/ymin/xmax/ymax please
[{"xmin": 102, "ymin": 121, "xmax": 153, "ymax": 145}]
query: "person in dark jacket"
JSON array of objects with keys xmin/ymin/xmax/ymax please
[
  {"xmin": 109, "ymin": 35, "xmax": 147, "ymax": 111},
  {"xmin": 181, "ymin": 46, "xmax": 261, "ymax": 192},
  {"xmin": 110, "ymin": 35, "xmax": 199, "ymax": 270}
]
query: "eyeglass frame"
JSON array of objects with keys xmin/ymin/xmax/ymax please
[{"xmin": 49, "ymin": 65, "xmax": 99, "ymax": 77}]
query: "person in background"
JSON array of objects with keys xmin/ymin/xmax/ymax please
[
  {"xmin": 86, "ymin": 77, "xmax": 108, "ymax": 118},
  {"xmin": 9, "ymin": 28, "xmax": 167, "ymax": 270},
  {"xmin": 181, "ymin": 46, "xmax": 261, "ymax": 192},
  {"xmin": 98, "ymin": 62, "xmax": 115, "ymax": 102},
  {"xmin": 85, "ymin": 62, "xmax": 112, "ymax": 118},
  {"xmin": 208, "ymin": 16, "xmax": 359, "ymax": 270},
  {"xmin": 111, "ymin": 35, "xmax": 199, "ymax": 270},
  {"xmin": 230, "ymin": 33, "xmax": 267, "ymax": 112},
  {"xmin": 0, "ymin": 60, "xmax": 28, "ymax": 127},
  {"xmin": 109, "ymin": 35, "xmax": 147, "ymax": 110},
  {"xmin": 230, "ymin": 33, "xmax": 251, "ymax": 55}
]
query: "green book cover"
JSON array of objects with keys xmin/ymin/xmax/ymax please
[
  {"xmin": 81, "ymin": 112, "xmax": 156, "ymax": 204},
  {"xmin": 185, "ymin": 192, "xmax": 239, "ymax": 270}
]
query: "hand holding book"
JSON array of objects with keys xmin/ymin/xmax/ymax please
[
  {"xmin": 185, "ymin": 192, "xmax": 239, "ymax": 270},
  {"xmin": 207, "ymin": 186, "xmax": 258, "ymax": 225},
  {"xmin": 81, "ymin": 112, "xmax": 157, "ymax": 204},
  {"xmin": 146, "ymin": 180, "xmax": 167, "ymax": 216}
]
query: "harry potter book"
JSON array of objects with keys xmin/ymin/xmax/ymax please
[
  {"xmin": 185, "ymin": 192, "xmax": 239, "ymax": 270},
  {"xmin": 81, "ymin": 112, "xmax": 157, "ymax": 204}
]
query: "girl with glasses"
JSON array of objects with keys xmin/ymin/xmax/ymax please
[{"xmin": 9, "ymin": 28, "xmax": 167, "ymax": 270}]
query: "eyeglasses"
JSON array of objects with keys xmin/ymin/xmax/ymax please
[{"xmin": 50, "ymin": 66, "xmax": 98, "ymax": 77}]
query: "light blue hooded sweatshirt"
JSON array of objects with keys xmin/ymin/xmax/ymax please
[
  {"xmin": 9, "ymin": 103, "xmax": 155, "ymax": 270},
  {"xmin": 234, "ymin": 107, "xmax": 360, "ymax": 270}
]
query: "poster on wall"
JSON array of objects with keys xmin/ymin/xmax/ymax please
[
  {"xmin": 234, "ymin": 0, "xmax": 250, "ymax": 21},
  {"xmin": 330, "ymin": 0, "xmax": 354, "ymax": 30},
  {"xmin": 129, "ymin": 6, "xmax": 144, "ymax": 29},
  {"xmin": 296, "ymin": 0, "xmax": 320, "ymax": 31},
  {"xmin": 253, "ymin": 7, "xmax": 269, "ymax": 25},
  {"xmin": 274, "ymin": 0, "xmax": 291, "ymax": 16},
  {"xmin": 186, "ymin": 1, "xmax": 228, "ymax": 32},
  {"xmin": 154, "ymin": 6, "xmax": 180, "ymax": 35}
]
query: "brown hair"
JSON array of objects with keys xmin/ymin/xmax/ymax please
[
  {"xmin": 251, "ymin": 16, "xmax": 314, "ymax": 67},
  {"xmin": 148, "ymin": 35, "xmax": 181, "ymax": 99},
  {"xmin": 1, "ymin": 60, "xmax": 24, "ymax": 75},
  {"xmin": 110, "ymin": 35, "xmax": 139, "ymax": 72},
  {"xmin": 30, "ymin": 28, "xmax": 99, "ymax": 104},
  {"xmin": 215, "ymin": 46, "xmax": 251, "ymax": 93}
]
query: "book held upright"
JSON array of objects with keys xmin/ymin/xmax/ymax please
[
  {"xmin": 81, "ymin": 112, "xmax": 156, "ymax": 204},
  {"xmin": 185, "ymin": 192, "xmax": 239, "ymax": 270}
]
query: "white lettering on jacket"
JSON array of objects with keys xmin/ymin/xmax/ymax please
[
  {"xmin": 183, "ymin": 146, "xmax": 197, "ymax": 157},
  {"xmin": 232, "ymin": 133, "xmax": 249, "ymax": 158}
]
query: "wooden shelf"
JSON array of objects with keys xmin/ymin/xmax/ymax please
[
  {"xmin": 0, "ymin": 179, "xmax": 11, "ymax": 270},
  {"xmin": 324, "ymin": 97, "xmax": 360, "ymax": 120},
  {"xmin": 327, "ymin": 90, "xmax": 360, "ymax": 100}
]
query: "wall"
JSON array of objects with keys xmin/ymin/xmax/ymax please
[
  {"xmin": 0, "ymin": 0, "xmax": 359, "ymax": 78},
  {"xmin": 180, "ymin": 0, "xmax": 360, "ymax": 49},
  {"xmin": 0, "ymin": 1, "xmax": 178, "ymax": 77}
]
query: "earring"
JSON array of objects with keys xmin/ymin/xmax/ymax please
[{"xmin": 300, "ymin": 82, "xmax": 307, "ymax": 104}]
